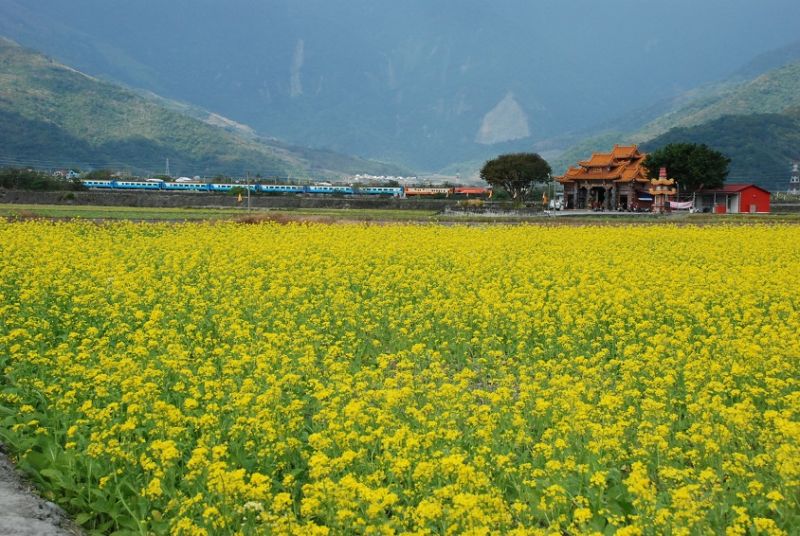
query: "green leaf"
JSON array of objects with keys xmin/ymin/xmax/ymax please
[
  {"xmin": 24, "ymin": 451, "xmax": 50, "ymax": 471},
  {"xmin": 39, "ymin": 468, "xmax": 64, "ymax": 482},
  {"xmin": 74, "ymin": 512, "xmax": 93, "ymax": 525}
]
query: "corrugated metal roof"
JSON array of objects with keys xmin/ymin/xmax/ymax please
[{"xmin": 697, "ymin": 183, "xmax": 770, "ymax": 194}]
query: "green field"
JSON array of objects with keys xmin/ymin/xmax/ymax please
[
  {"xmin": 2, "ymin": 203, "xmax": 800, "ymax": 224},
  {"xmin": 0, "ymin": 204, "xmax": 439, "ymax": 222}
]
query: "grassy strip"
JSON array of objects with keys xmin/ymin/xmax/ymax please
[
  {"xmin": 0, "ymin": 204, "xmax": 245, "ymax": 220},
  {"xmin": 0, "ymin": 204, "xmax": 440, "ymax": 222},
  {"xmin": 2, "ymin": 203, "xmax": 800, "ymax": 224}
]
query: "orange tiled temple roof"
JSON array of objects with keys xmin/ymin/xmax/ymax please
[{"xmin": 557, "ymin": 145, "xmax": 650, "ymax": 184}]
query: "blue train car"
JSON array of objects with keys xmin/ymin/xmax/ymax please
[
  {"xmin": 113, "ymin": 181, "xmax": 162, "ymax": 190},
  {"xmin": 81, "ymin": 180, "xmax": 114, "ymax": 189},
  {"xmin": 259, "ymin": 184, "xmax": 306, "ymax": 194},
  {"xmin": 209, "ymin": 184, "xmax": 235, "ymax": 192},
  {"xmin": 358, "ymin": 186, "xmax": 403, "ymax": 197},
  {"xmin": 163, "ymin": 182, "xmax": 210, "ymax": 192},
  {"xmin": 306, "ymin": 185, "xmax": 354, "ymax": 195}
]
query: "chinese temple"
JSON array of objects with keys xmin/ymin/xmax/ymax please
[{"xmin": 556, "ymin": 145, "xmax": 651, "ymax": 210}]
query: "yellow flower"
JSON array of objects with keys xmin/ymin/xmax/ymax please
[
  {"xmin": 142, "ymin": 476, "xmax": 162, "ymax": 499},
  {"xmin": 572, "ymin": 507, "xmax": 592, "ymax": 525},
  {"xmin": 0, "ymin": 220, "xmax": 798, "ymax": 534}
]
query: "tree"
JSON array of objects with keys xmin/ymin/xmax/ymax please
[
  {"xmin": 480, "ymin": 153, "xmax": 551, "ymax": 203},
  {"xmin": 644, "ymin": 143, "xmax": 730, "ymax": 192},
  {"xmin": 0, "ymin": 168, "xmax": 85, "ymax": 191},
  {"xmin": 83, "ymin": 169, "xmax": 115, "ymax": 181}
]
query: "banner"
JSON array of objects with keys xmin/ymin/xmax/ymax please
[{"xmin": 669, "ymin": 201, "xmax": 693, "ymax": 210}]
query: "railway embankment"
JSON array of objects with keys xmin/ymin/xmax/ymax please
[
  {"xmin": 3, "ymin": 189, "xmax": 798, "ymax": 214},
  {"xmin": 0, "ymin": 189, "xmax": 455, "ymax": 211},
  {"xmin": 772, "ymin": 202, "xmax": 800, "ymax": 213}
]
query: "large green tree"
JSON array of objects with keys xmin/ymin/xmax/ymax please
[
  {"xmin": 480, "ymin": 153, "xmax": 551, "ymax": 202},
  {"xmin": 644, "ymin": 143, "xmax": 730, "ymax": 192}
]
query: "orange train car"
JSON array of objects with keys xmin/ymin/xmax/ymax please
[
  {"xmin": 404, "ymin": 187, "xmax": 453, "ymax": 196},
  {"xmin": 453, "ymin": 186, "xmax": 491, "ymax": 196},
  {"xmin": 404, "ymin": 186, "xmax": 492, "ymax": 197}
]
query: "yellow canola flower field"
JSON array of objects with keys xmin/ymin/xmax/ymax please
[{"xmin": 0, "ymin": 220, "xmax": 799, "ymax": 535}]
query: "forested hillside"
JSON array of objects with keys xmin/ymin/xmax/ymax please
[
  {"xmin": 0, "ymin": 38, "xmax": 406, "ymax": 178},
  {"xmin": 641, "ymin": 112, "xmax": 800, "ymax": 192}
]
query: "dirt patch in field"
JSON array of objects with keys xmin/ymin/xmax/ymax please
[{"xmin": 236, "ymin": 213, "xmax": 338, "ymax": 225}]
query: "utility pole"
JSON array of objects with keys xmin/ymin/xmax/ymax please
[
  {"xmin": 165, "ymin": 158, "xmax": 170, "ymax": 177},
  {"xmin": 790, "ymin": 162, "xmax": 800, "ymax": 195},
  {"xmin": 246, "ymin": 172, "xmax": 251, "ymax": 211}
]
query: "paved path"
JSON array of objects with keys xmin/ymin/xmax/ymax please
[{"xmin": 0, "ymin": 452, "xmax": 80, "ymax": 535}]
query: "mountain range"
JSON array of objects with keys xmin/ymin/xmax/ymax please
[
  {"xmin": 0, "ymin": 37, "xmax": 407, "ymax": 178},
  {"xmin": 549, "ymin": 50, "xmax": 800, "ymax": 190},
  {"xmin": 1, "ymin": 0, "xmax": 800, "ymax": 187},
  {"xmin": 2, "ymin": 0, "xmax": 800, "ymax": 173}
]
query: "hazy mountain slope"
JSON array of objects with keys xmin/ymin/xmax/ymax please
[
  {"xmin": 474, "ymin": 54, "xmax": 800, "ymax": 183},
  {"xmin": 616, "ymin": 39, "xmax": 800, "ymax": 145},
  {"xmin": 632, "ymin": 62, "xmax": 800, "ymax": 143},
  {"xmin": 640, "ymin": 112, "xmax": 800, "ymax": 192},
  {"xmin": 3, "ymin": 0, "xmax": 799, "ymax": 170},
  {"xmin": 550, "ymin": 47, "xmax": 800, "ymax": 183},
  {"xmin": 732, "ymin": 39, "xmax": 800, "ymax": 80},
  {"xmin": 0, "ymin": 38, "xmax": 407, "ymax": 178}
]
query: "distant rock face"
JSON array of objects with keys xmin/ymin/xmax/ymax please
[
  {"xmin": 290, "ymin": 39, "xmax": 304, "ymax": 98},
  {"xmin": 205, "ymin": 113, "xmax": 256, "ymax": 137},
  {"xmin": 475, "ymin": 92, "xmax": 530, "ymax": 145}
]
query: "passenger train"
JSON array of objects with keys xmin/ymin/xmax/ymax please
[{"xmin": 80, "ymin": 180, "xmax": 491, "ymax": 197}]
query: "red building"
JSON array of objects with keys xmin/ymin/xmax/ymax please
[{"xmin": 694, "ymin": 184, "xmax": 771, "ymax": 214}]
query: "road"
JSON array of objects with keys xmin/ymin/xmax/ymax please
[{"xmin": 0, "ymin": 452, "xmax": 80, "ymax": 535}]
